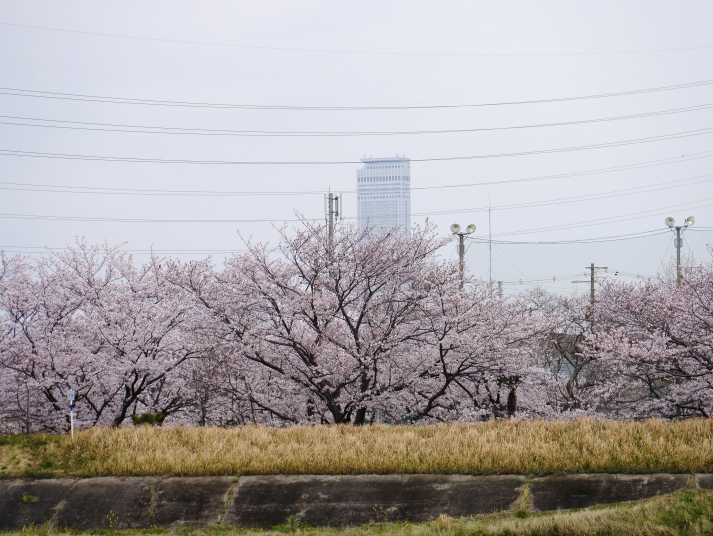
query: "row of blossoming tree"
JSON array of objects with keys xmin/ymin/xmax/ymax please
[{"xmin": 1, "ymin": 222, "xmax": 711, "ymax": 432}]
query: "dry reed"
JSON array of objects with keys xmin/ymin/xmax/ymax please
[{"xmin": 49, "ymin": 418, "xmax": 713, "ymax": 476}]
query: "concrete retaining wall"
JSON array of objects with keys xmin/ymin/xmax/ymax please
[{"xmin": 1, "ymin": 474, "xmax": 710, "ymax": 530}]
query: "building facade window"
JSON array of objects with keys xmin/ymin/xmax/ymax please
[{"xmin": 356, "ymin": 156, "xmax": 411, "ymax": 236}]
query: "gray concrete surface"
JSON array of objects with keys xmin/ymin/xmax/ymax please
[
  {"xmin": 696, "ymin": 473, "xmax": 713, "ymax": 490},
  {"xmin": 150, "ymin": 477, "xmax": 235, "ymax": 527},
  {"xmin": 0, "ymin": 478, "xmax": 76, "ymax": 529},
  {"xmin": 530, "ymin": 473, "xmax": 690, "ymax": 511},
  {"xmin": 225, "ymin": 474, "xmax": 525, "ymax": 528},
  {"xmin": 0, "ymin": 474, "xmax": 710, "ymax": 530},
  {"xmin": 53, "ymin": 477, "xmax": 154, "ymax": 530}
]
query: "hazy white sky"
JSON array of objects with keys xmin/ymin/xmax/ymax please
[{"xmin": 1, "ymin": 1, "xmax": 712, "ymax": 294}]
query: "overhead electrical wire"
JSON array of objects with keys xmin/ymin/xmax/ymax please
[
  {"xmin": 3, "ymin": 21, "xmax": 713, "ymax": 57},
  {"xmin": 2, "ymin": 150, "xmax": 710, "ymax": 197},
  {"xmin": 0, "ymin": 175, "xmax": 709, "ymax": 243},
  {"xmin": 478, "ymin": 199, "xmax": 713, "ymax": 238},
  {"xmin": 1, "ymin": 198, "xmax": 710, "ymax": 231},
  {"xmin": 0, "ymin": 213, "xmax": 312, "ymax": 224},
  {"xmin": 0, "ymin": 250, "xmax": 237, "ymax": 256},
  {"xmin": 4, "ymin": 171, "xmax": 711, "ymax": 218},
  {"xmin": 412, "ymin": 173, "xmax": 713, "ymax": 216},
  {"xmin": 469, "ymin": 229, "xmax": 670, "ymax": 245},
  {"xmin": 0, "ymin": 230, "xmax": 684, "ymax": 258},
  {"xmin": 499, "ymin": 273, "xmax": 588, "ymax": 285},
  {"xmin": 412, "ymin": 151, "xmax": 713, "ymax": 191},
  {"xmin": 2, "ymin": 126, "xmax": 713, "ymax": 165},
  {"xmin": 0, "ymin": 246, "xmax": 248, "ymax": 255},
  {"xmin": 1, "ymin": 79, "xmax": 712, "ymax": 111},
  {"xmin": 2, "ymin": 101, "xmax": 713, "ymax": 137},
  {"xmin": 606, "ymin": 269, "xmax": 651, "ymax": 279},
  {"xmin": 5, "ymin": 226, "xmax": 709, "ymax": 255}
]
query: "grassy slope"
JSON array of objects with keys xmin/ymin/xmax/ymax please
[
  {"xmin": 6, "ymin": 490, "xmax": 713, "ymax": 535},
  {"xmin": 1, "ymin": 419, "xmax": 713, "ymax": 477}
]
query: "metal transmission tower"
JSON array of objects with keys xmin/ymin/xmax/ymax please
[
  {"xmin": 450, "ymin": 223, "xmax": 476, "ymax": 290},
  {"xmin": 665, "ymin": 215, "xmax": 695, "ymax": 287},
  {"xmin": 573, "ymin": 263, "xmax": 608, "ymax": 304}
]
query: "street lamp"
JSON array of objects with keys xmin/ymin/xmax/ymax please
[
  {"xmin": 451, "ymin": 223, "xmax": 476, "ymax": 289},
  {"xmin": 665, "ymin": 215, "xmax": 695, "ymax": 287}
]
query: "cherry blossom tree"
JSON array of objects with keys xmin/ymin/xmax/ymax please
[
  {"xmin": 176, "ymin": 221, "xmax": 453, "ymax": 425},
  {"xmin": 379, "ymin": 275, "xmax": 552, "ymax": 422},
  {"xmin": 0, "ymin": 243, "xmax": 202, "ymax": 430},
  {"xmin": 5, "ymin": 229, "xmax": 709, "ymax": 432},
  {"xmin": 524, "ymin": 289, "xmax": 598, "ymax": 414},
  {"xmin": 585, "ymin": 250, "xmax": 713, "ymax": 418},
  {"xmin": 0, "ymin": 250, "xmax": 94, "ymax": 432},
  {"xmin": 176, "ymin": 220, "xmax": 553, "ymax": 424}
]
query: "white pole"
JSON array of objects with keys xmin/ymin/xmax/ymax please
[{"xmin": 67, "ymin": 389, "xmax": 76, "ymax": 439}]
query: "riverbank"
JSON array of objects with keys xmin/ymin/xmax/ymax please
[{"xmin": 2, "ymin": 419, "xmax": 713, "ymax": 478}]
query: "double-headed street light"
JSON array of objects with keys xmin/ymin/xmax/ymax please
[
  {"xmin": 665, "ymin": 215, "xmax": 695, "ymax": 287},
  {"xmin": 451, "ymin": 223, "xmax": 476, "ymax": 289}
]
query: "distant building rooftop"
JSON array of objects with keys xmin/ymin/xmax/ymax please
[{"xmin": 360, "ymin": 155, "xmax": 409, "ymax": 163}]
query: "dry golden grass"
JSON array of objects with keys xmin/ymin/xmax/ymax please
[
  {"xmin": 23, "ymin": 418, "xmax": 709, "ymax": 476},
  {"xmin": 0, "ymin": 442, "xmax": 34, "ymax": 474}
]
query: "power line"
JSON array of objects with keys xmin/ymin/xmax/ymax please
[
  {"xmin": 2, "ymin": 79, "xmax": 713, "ymax": 111},
  {"xmin": 0, "ymin": 230, "xmax": 684, "ymax": 258},
  {"xmin": 4, "ymin": 171, "xmax": 710, "ymax": 219},
  {"xmin": 0, "ymin": 213, "xmax": 316, "ymax": 224},
  {"xmin": 410, "ymin": 151, "xmax": 713, "ymax": 191},
  {"xmin": 3, "ymin": 101, "xmax": 713, "ymax": 137},
  {"xmin": 480, "ymin": 199, "xmax": 713, "ymax": 238},
  {"xmin": 607, "ymin": 269, "xmax": 651, "ymax": 279},
  {"xmin": 469, "ymin": 229, "xmax": 670, "ymax": 245},
  {"xmin": 2, "ymin": 150, "xmax": 710, "ymax": 197},
  {"xmin": 499, "ymin": 273, "xmax": 585, "ymax": 284},
  {"xmin": 2, "ymin": 21, "xmax": 713, "ymax": 57},
  {"xmin": 1, "ymin": 177, "xmax": 709, "ymax": 232},
  {"xmin": 4, "ymin": 227, "xmax": 707, "ymax": 259},
  {"xmin": 413, "ymin": 173, "xmax": 713, "ymax": 216},
  {"xmin": 2, "ymin": 126, "xmax": 713, "ymax": 165},
  {"xmin": 0, "ymin": 199, "xmax": 709, "ymax": 234},
  {"xmin": 0, "ymin": 246, "xmax": 249, "ymax": 255}
]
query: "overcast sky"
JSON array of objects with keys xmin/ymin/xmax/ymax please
[{"xmin": 1, "ymin": 1, "xmax": 712, "ymax": 294}]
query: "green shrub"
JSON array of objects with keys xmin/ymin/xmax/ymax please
[{"xmin": 130, "ymin": 412, "xmax": 167, "ymax": 427}]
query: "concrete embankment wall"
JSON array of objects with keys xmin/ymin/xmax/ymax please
[{"xmin": 2, "ymin": 474, "xmax": 712, "ymax": 530}]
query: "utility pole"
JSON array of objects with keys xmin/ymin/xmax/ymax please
[
  {"xmin": 675, "ymin": 226, "xmax": 682, "ymax": 287},
  {"xmin": 488, "ymin": 196, "xmax": 492, "ymax": 285},
  {"xmin": 458, "ymin": 233, "xmax": 465, "ymax": 290},
  {"xmin": 325, "ymin": 192, "xmax": 340, "ymax": 246},
  {"xmin": 589, "ymin": 263, "xmax": 595, "ymax": 304},
  {"xmin": 497, "ymin": 280, "xmax": 502, "ymax": 297},
  {"xmin": 573, "ymin": 263, "xmax": 608, "ymax": 304}
]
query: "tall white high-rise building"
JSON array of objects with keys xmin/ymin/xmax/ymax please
[{"xmin": 356, "ymin": 156, "xmax": 411, "ymax": 235}]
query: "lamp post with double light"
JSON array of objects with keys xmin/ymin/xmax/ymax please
[{"xmin": 665, "ymin": 215, "xmax": 695, "ymax": 287}]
